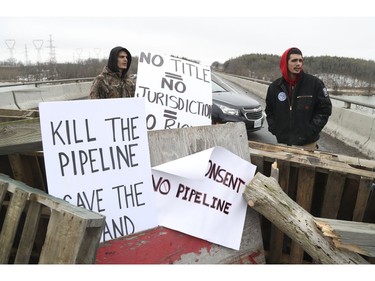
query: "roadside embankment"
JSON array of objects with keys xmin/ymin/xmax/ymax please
[{"xmin": 217, "ymin": 72, "xmax": 375, "ymax": 159}]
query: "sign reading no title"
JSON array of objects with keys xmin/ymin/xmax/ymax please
[{"xmin": 135, "ymin": 51, "xmax": 213, "ymax": 130}]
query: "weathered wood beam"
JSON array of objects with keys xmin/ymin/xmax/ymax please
[
  {"xmin": 314, "ymin": 217, "xmax": 375, "ymax": 258},
  {"xmin": 0, "ymin": 118, "xmax": 42, "ymax": 155},
  {"xmin": 248, "ymin": 141, "xmax": 375, "ymax": 179},
  {"xmin": 243, "ymin": 166, "xmax": 369, "ymax": 264}
]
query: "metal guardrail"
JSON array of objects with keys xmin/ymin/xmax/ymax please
[
  {"xmin": 223, "ymin": 73, "xmax": 375, "ymax": 110},
  {"xmin": 0, "ymin": 77, "xmax": 95, "ymax": 88},
  {"xmin": 2, "ymin": 75, "xmax": 374, "ymax": 110},
  {"xmin": 329, "ymin": 96, "xmax": 375, "ymax": 110}
]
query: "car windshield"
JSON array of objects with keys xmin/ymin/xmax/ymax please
[{"xmin": 212, "ymin": 81, "xmax": 227, "ymax": 93}]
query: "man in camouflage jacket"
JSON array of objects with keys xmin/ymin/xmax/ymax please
[{"xmin": 89, "ymin": 46, "xmax": 135, "ymax": 99}]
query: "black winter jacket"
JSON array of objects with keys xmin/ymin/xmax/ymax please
[{"xmin": 265, "ymin": 71, "xmax": 332, "ymax": 146}]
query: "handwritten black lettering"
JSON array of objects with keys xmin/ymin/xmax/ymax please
[
  {"xmin": 104, "ymin": 116, "xmax": 140, "ymax": 142},
  {"xmin": 50, "ymin": 119, "xmax": 96, "ymax": 145},
  {"xmin": 58, "ymin": 143, "xmax": 139, "ymax": 176},
  {"xmin": 137, "ymin": 86, "xmax": 211, "ymax": 118},
  {"xmin": 170, "ymin": 58, "xmax": 210, "ymax": 82},
  {"xmin": 112, "ymin": 182, "xmax": 145, "ymax": 209},
  {"xmin": 139, "ymin": 52, "xmax": 164, "ymax": 66},
  {"xmin": 63, "ymin": 188, "xmax": 105, "ymax": 212},
  {"xmin": 102, "ymin": 215, "xmax": 135, "ymax": 242},
  {"xmin": 175, "ymin": 183, "xmax": 232, "ymax": 214},
  {"xmin": 205, "ymin": 160, "xmax": 245, "ymax": 193}
]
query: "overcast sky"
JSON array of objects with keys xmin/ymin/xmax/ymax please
[{"xmin": 2, "ymin": 1, "xmax": 375, "ymax": 66}]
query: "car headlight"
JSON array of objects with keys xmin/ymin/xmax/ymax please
[{"xmin": 217, "ymin": 104, "xmax": 239, "ymax": 116}]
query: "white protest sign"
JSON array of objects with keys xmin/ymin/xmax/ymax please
[
  {"xmin": 39, "ymin": 98, "xmax": 158, "ymax": 242},
  {"xmin": 152, "ymin": 146, "xmax": 257, "ymax": 250},
  {"xmin": 135, "ymin": 51, "xmax": 212, "ymax": 130}
]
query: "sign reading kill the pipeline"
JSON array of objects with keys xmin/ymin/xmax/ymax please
[
  {"xmin": 135, "ymin": 51, "xmax": 212, "ymax": 130},
  {"xmin": 39, "ymin": 98, "xmax": 158, "ymax": 243}
]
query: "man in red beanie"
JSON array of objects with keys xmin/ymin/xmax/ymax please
[{"xmin": 265, "ymin": 47, "xmax": 332, "ymax": 150}]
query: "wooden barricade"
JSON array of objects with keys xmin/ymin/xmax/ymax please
[
  {"xmin": 0, "ymin": 173, "xmax": 105, "ymax": 264},
  {"xmin": 1, "ymin": 108, "xmax": 375, "ymax": 264},
  {"xmin": 96, "ymin": 122, "xmax": 266, "ymax": 264},
  {"xmin": 0, "ymin": 116, "xmax": 266, "ymax": 264},
  {"xmin": 248, "ymin": 141, "xmax": 375, "ymax": 264}
]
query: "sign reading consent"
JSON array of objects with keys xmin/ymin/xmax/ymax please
[
  {"xmin": 152, "ymin": 146, "xmax": 257, "ymax": 250},
  {"xmin": 39, "ymin": 98, "xmax": 158, "ymax": 243},
  {"xmin": 135, "ymin": 51, "xmax": 212, "ymax": 130}
]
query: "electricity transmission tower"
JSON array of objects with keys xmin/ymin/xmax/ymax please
[
  {"xmin": 5, "ymin": 39, "xmax": 16, "ymax": 63},
  {"xmin": 47, "ymin": 34, "xmax": 56, "ymax": 63},
  {"xmin": 24, "ymin": 44, "xmax": 30, "ymax": 65},
  {"xmin": 76, "ymin": 48, "xmax": 83, "ymax": 62},
  {"xmin": 33, "ymin": 39, "xmax": 44, "ymax": 63},
  {"xmin": 94, "ymin": 48, "xmax": 101, "ymax": 60}
]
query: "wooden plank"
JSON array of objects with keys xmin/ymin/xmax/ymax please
[
  {"xmin": 338, "ymin": 178, "xmax": 359, "ymax": 220},
  {"xmin": 39, "ymin": 209, "xmax": 90, "ymax": 264},
  {"xmin": 0, "ymin": 173, "xmax": 105, "ymax": 264},
  {"xmin": 148, "ymin": 122, "xmax": 251, "ymax": 165},
  {"xmin": 353, "ymin": 177, "xmax": 373, "ymax": 222},
  {"xmin": 290, "ymin": 165, "xmax": 316, "ymax": 263},
  {"xmin": 0, "ymin": 174, "xmax": 105, "ymax": 227},
  {"xmin": 295, "ymin": 166, "xmax": 316, "ymax": 211},
  {"xmin": 0, "ymin": 118, "xmax": 42, "ymax": 155},
  {"xmin": 364, "ymin": 190, "xmax": 375, "ymax": 223},
  {"xmin": 0, "ymin": 187, "xmax": 28, "ymax": 263},
  {"xmin": 75, "ymin": 221, "xmax": 105, "ymax": 264},
  {"xmin": 0, "ymin": 182, "xmax": 7, "ymax": 206},
  {"xmin": 14, "ymin": 201, "xmax": 42, "ymax": 263},
  {"xmin": 248, "ymin": 140, "xmax": 375, "ymax": 172},
  {"xmin": 268, "ymin": 160, "xmax": 290, "ymax": 264},
  {"xmin": 38, "ymin": 210, "xmax": 63, "ymax": 263},
  {"xmin": 320, "ymin": 172, "xmax": 346, "ymax": 218},
  {"xmin": 250, "ymin": 155, "xmax": 265, "ymax": 175},
  {"xmin": 314, "ymin": 217, "xmax": 375, "ymax": 257},
  {"xmin": 56, "ymin": 212, "xmax": 90, "ymax": 263},
  {"xmin": 0, "ymin": 108, "xmax": 38, "ymax": 118},
  {"xmin": 248, "ymin": 141, "xmax": 375, "ymax": 179},
  {"xmin": 244, "ymin": 171, "xmax": 368, "ymax": 264},
  {"xmin": 8, "ymin": 154, "xmax": 47, "ymax": 192}
]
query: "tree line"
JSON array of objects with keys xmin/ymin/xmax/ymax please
[
  {"xmin": 211, "ymin": 54, "xmax": 375, "ymax": 90},
  {"xmin": 0, "ymin": 58, "xmax": 139, "ymax": 82},
  {"xmin": 1, "ymin": 54, "xmax": 375, "ymax": 91}
]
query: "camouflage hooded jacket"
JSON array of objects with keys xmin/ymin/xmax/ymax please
[{"xmin": 89, "ymin": 46, "xmax": 135, "ymax": 99}]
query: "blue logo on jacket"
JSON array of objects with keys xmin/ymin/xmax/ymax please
[{"xmin": 278, "ymin": 92, "xmax": 287, "ymax": 102}]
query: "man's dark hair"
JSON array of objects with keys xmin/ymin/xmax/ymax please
[{"xmin": 287, "ymin": 48, "xmax": 303, "ymax": 60}]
